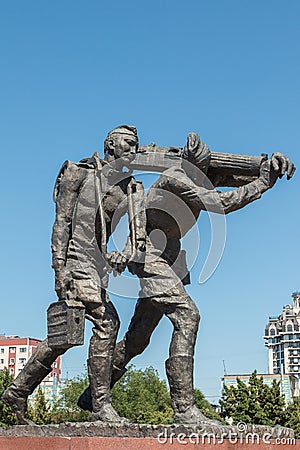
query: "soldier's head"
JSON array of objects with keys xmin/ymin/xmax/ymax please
[{"xmin": 104, "ymin": 125, "xmax": 138, "ymax": 166}]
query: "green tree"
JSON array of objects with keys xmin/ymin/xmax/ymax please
[
  {"xmin": 112, "ymin": 365, "xmax": 173, "ymax": 424},
  {"xmin": 24, "ymin": 365, "xmax": 225, "ymax": 425},
  {"xmin": 51, "ymin": 371, "xmax": 91, "ymax": 423},
  {"xmin": 220, "ymin": 377, "xmax": 252, "ymax": 424},
  {"xmin": 261, "ymin": 379, "xmax": 286, "ymax": 425},
  {"xmin": 283, "ymin": 398, "xmax": 300, "ymax": 438},
  {"xmin": 28, "ymin": 387, "xmax": 52, "ymax": 425},
  {"xmin": 220, "ymin": 370, "xmax": 286, "ymax": 426},
  {"xmin": 0, "ymin": 368, "xmax": 17, "ymax": 426}
]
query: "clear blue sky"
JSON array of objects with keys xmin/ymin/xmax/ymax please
[{"xmin": 1, "ymin": 0, "xmax": 299, "ymax": 403}]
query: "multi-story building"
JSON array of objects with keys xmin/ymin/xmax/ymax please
[
  {"xmin": 0, "ymin": 335, "xmax": 62, "ymax": 403},
  {"xmin": 264, "ymin": 292, "xmax": 300, "ymax": 378}
]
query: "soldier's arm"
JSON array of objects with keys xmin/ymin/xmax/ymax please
[{"xmin": 152, "ymin": 153, "xmax": 295, "ymax": 216}]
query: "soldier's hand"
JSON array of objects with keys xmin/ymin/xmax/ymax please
[
  {"xmin": 270, "ymin": 152, "xmax": 296, "ymax": 180},
  {"xmin": 107, "ymin": 251, "xmax": 128, "ymax": 276}
]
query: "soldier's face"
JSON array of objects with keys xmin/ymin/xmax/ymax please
[{"xmin": 112, "ymin": 134, "xmax": 138, "ymax": 161}]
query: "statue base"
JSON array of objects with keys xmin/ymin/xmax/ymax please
[{"xmin": 0, "ymin": 422, "xmax": 296, "ymax": 449}]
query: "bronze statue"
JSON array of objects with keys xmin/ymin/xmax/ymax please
[{"xmin": 2, "ymin": 126, "xmax": 295, "ymax": 426}]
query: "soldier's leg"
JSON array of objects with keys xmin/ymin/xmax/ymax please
[
  {"xmin": 113, "ymin": 291, "xmax": 211, "ymax": 425},
  {"xmin": 1, "ymin": 339, "xmax": 65, "ymax": 425},
  {"xmin": 162, "ymin": 292, "xmax": 219, "ymax": 424},
  {"xmin": 114, "ymin": 287, "xmax": 212, "ymax": 425},
  {"xmin": 163, "ymin": 295, "xmax": 200, "ymax": 419},
  {"xmin": 132, "ymin": 250, "xmax": 212, "ymax": 424}
]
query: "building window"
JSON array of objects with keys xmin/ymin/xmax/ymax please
[
  {"xmin": 19, "ymin": 358, "xmax": 26, "ymax": 364},
  {"xmin": 19, "ymin": 348, "xmax": 27, "ymax": 353},
  {"xmin": 9, "ymin": 358, "xmax": 15, "ymax": 365},
  {"xmin": 270, "ymin": 329, "xmax": 276, "ymax": 336},
  {"xmin": 0, "ymin": 349, "xmax": 4, "ymax": 353},
  {"xmin": 0, "ymin": 359, "xmax": 4, "ymax": 364},
  {"xmin": 53, "ymin": 362, "xmax": 57, "ymax": 368},
  {"xmin": 9, "ymin": 347, "xmax": 16, "ymax": 353},
  {"xmin": 9, "ymin": 368, "xmax": 14, "ymax": 375},
  {"xmin": 287, "ymin": 324, "xmax": 293, "ymax": 332}
]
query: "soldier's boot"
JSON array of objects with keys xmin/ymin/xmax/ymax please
[
  {"xmin": 88, "ymin": 356, "xmax": 129, "ymax": 424},
  {"xmin": 2, "ymin": 352, "xmax": 53, "ymax": 425},
  {"xmin": 77, "ymin": 385, "xmax": 92, "ymax": 412},
  {"xmin": 166, "ymin": 356, "xmax": 221, "ymax": 425},
  {"xmin": 77, "ymin": 365, "xmax": 126, "ymax": 412}
]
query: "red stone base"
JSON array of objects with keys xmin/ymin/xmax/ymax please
[{"xmin": 0, "ymin": 437, "xmax": 298, "ymax": 450}]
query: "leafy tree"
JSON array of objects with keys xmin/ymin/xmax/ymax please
[
  {"xmin": 260, "ymin": 379, "xmax": 286, "ymax": 425},
  {"xmin": 50, "ymin": 365, "xmax": 223, "ymax": 425},
  {"xmin": 0, "ymin": 364, "xmax": 223, "ymax": 426},
  {"xmin": 112, "ymin": 365, "xmax": 173, "ymax": 424},
  {"xmin": 0, "ymin": 368, "xmax": 17, "ymax": 426},
  {"xmin": 220, "ymin": 370, "xmax": 286, "ymax": 426},
  {"xmin": 283, "ymin": 398, "xmax": 300, "ymax": 438},
  {"xmin": 28, "ymin": 387, "xmax": 52, "ymax": 425},
  {"xmin": 51, "ymin": 371, "xmax": 91, "ymax": 423}
]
